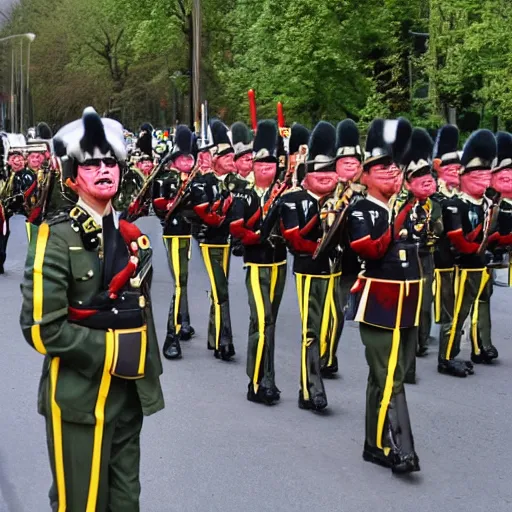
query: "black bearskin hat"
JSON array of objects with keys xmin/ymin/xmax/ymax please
[
  {"xmin": 433, "ymin": 124, "xmax": 460, "ymax": 165},
  {"xmin": 231, "ymin": 121, "xmax": 253, "ymax": 159},
  {"xmin": 461, "ymin": 129, "xmax": 497, "ymax": 173},
  {"xmin": 289, "ymin": 123, "xmax": 310, "ymax": 155},
  {"xmin": 253, "ymin": 120, "xmax": 278, "ymax": 163},
  {"xmin": 140, "ymin": 123, "xmax": 154, "ymax": 135},
  {"xmin": 384, "ymin": 117, "xmax": 413, "ymax": 166},
  {"xmin": 363, "ymin": 118, "xmax": 390, "ymax": 170},
  {"xmin": 169, "ymin": 124, "xmax": 194, "ymax": 161},
  {"xmin": 401, "ymin": 128, "xmax": 434, "ymax": 180},
  {"xmin": 36, "ymin": 122, "xmax": 53, "ymax": 140},
  {"xmin": 493, "ymin": 131, "xmax": 512, "ymax": 173},
  {"xmin": 137, "ymin": 131, "xmax": 153, "ymax": 158},
  {"xmin": 307, "ymin": 121, "xmax": 336, "ymax": 172},
  {"xmin": 336, "ymin": 119, "xmax": 362, "ymax": 161},
  {"xmin": 210, "ymin": 119, "xmax": 233, "ymax": 156}
]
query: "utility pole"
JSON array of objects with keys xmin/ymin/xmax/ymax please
[{"xmin": 192, "ymin": 0, "xmax": 201, "ymax": 133}]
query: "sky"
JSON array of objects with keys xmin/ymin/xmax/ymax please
[{"xmin": 0, "ymin": 0, "xmax": 15, "ymax": 25}]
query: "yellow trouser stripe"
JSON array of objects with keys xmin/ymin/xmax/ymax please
[
  {"xmin": 328, "ymin": 275, "xmax": 338, "ymax": 367},
  {"xmin": 434, "ymin": 269, "xmax": 442, "ymax": 323},
  {"xmin": 86, "ymin": 332, "xmax": 115, "ymax": 511},
  {"xmin": 222, "ymin": 246, "xmax": 230, "ymax": 275},
  {"xmin": 470, "ymin": 270, "xmax": 491, "ymax": 356},
  {"xmin": 32, "ymin": 223, "xmax": 49, "ymax": 355},
  {"xmin": 376, "ymin": 283, "xmax": 404, "ymax": 453},
  {"xmin": 270, "ymin": 265, "xmax": 279, "ymax": 303},
  {"xmin": 414, "ymin": 275, "xmax": 424, "ymax": 326},
  {"xmin": 201, "ymin": 246, "xmax": 221, "ymax": 349},
  {"xmin": 300, "ymin": 275, "xmax": 312, "ymax": 401},
  {"xmin": 250, "ymin": 266, "xmax": 266, "ymax": 391},
  {"xmin": 171, "ymin": 237, "xmax": 182, "ymax": 332},
  {"xmin": 445, "ymin": 269, "xmax": 468, "ymax": 360},
  {"xmin": 50, "ymin": 358, "xmax": 66, "ymax": 511},
  {"xmin": 319, "ymin": 275, "xmax": 334, "ymax": 361},
  {"xmin": 25, "ymin": 221, "xmax": 31, "ymax": 242}
]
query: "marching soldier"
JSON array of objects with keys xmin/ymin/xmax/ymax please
[
  {"xmin": 231, "ymin": 121, "xmax": 254, "ymax": 185},
  {"xmin": 230, "ymin": 120, "xmax": 288, "ymax": 405},
  {"xmin": 181, "ymin": 119, "xmax": 235, "ymax": 361},
  {"xmin": 279, "ymin": 121, "xmax": 340, "ymax": 411},
  {"xmin": 317, "ymin": 119, "xmax": 365, "ymax": 377},
  {"xmin": 20, "ymin": 107, "xmax": 164, "ymax": 510},
  {"xmin": 431, "ymin": 125, "xmax": 472, "ymax": 377},
  {"xmin": 347, "ymin": 118, "xmax": 421, "ymax": 473},
  {"xmin": 443, "ymin": 129, "xmax": 498, "ymax": 370},
  {"xmin": 152, "ymin": 125, "xmax": 197, "ymax": 359},
  {"xmin": 398, "ymin": 128, "xmax": 442, "ymax": 383}
]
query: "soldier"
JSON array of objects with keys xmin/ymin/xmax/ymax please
[
  {"xmin": 231, "ymin": 121, "xmax": 254, "ymax": 185},
  {"xmin": 19, "ymin": 107, "xmax": 164, "ymax": 510},
  {"xmin": 317, "ymin": 119, "xmax": 365, "ymax": 377},
  {"xmin": 443, "ymin": 129, "xmax": 498, "ymax": 370},
  {"xmin": 279, "ymin": 121, "xmax": 339, "ymax": 411},
  {"xmin": 153, "ymin": 125, "xmax": 197, "ymax": 359},
  {"xmin": 230, "ymin": 120, "xmax": 288, "ymax": 405},
  {"xmin": 398, "ymin": 128, "xmax": 442, "ymax": 383},
  {"xmin": 430, "ymin": 125, "xmax": 470, "ymax": 377},
  {"xmin": 181, "ymin": 119, "xmax": 235, "ymax": 361},
  {"xmin": 347, "ymin": 118, "xmax": 421, "ymax": 473}
]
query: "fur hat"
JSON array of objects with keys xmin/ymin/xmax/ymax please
[
  {"xmin": 363, "ymin": 118, "xmax": 390, "ymax": 170},
  {"xmin": 336, "ymin": 119, "xmax": 362, "ymax": 161},
  {"xmin": 385, "ymin": 117, "xmax": 413, "ymax": 166},
  {"xmin": 53, "ymin": 107, "xmax": 126, "ymax": 163},
  {"xmin": 401, "ymin": 128, "xmax": 434, "ymax": 180},
  {"xmin": 137, "ymin": 131, "xmax": 153, "ymax": 158},
  {"xmin": 36, "ymin": 122, "xmax": 53, "ymax": 140},
  {"xmin": 492, "ymin": 131, "xmax": 512, "ymax": 173},
  {"xmin": 461, "ymin": 129, "xmax": 497, "ymax": 173},
  {"xmin": 289, "ymin": 123, "xmax": 310, "ymax": 156},
  {"xmin": 306, "ymin": 121, "xmax": 336, "ymax": 172},
  {"xmin": 169, "ymin": 124, "xmax": 194, "ymax": 161},
  {"xmin": 433, "ymin": 124, "xmax": 460, "ymax": 166},
  {"xmin": 231, "ymin": 121, "xmax": 253, "ymax": 160},
  {"xmin": 210, "ymin": 119, "xmax": 233, "ymax": 156},
  {"xmin": 253, "ymin": 120, "xmax": 278, "ymax": 163}
]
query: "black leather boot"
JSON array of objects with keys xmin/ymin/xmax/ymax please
[
  {"xmin": 247, "ymin": 383, "xmax": 278, "ymax": 406},
  {"xmin": 179, "ymin": 323, "xmax": 195, "ymax": 341},
  {"xmin": 321, "ymin": 355, "xmax": 339, "ymax": 378},
  {"xmin": 163, "ymin": 334, "xmax": 182, "ymax": 360},
  {"xmin": 298, "ymin": 390, "xmax": 327, "ymax": 411},
  {"xmin": 362, "ymin": 442, "xmax": 395, "ymax": 468},
  {"xmin": 438, "ymin": 358, "xmax": 473, "ymax": 377},
  {"xmin": 471, "ymin": 350, "xmax": 494, "ymax": 364}
]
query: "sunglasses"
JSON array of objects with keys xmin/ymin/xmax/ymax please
[{"xmin": 80, "ymin": 157, "xmax": 118, "ymax": 168}]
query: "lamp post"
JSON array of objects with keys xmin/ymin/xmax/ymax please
[{"xmin": 0, "ymin": 33, "xmax": 36, "ymax": 134}]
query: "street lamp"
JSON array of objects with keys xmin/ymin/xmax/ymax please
[{"xmin": 0, "ymin": 33, "xmax": 36, "ymax": 133}]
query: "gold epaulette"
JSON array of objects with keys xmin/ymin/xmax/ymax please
[{"xmin": 282, "ymin": 186, "xmax": 302, "ymax": 196}]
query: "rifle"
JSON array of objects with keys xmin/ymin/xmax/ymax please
[
  {"xmin": 477, "ymin": 187, "xmax": 501, "ymax": 256},
  {"xmin": 163, "ymin": 165, "xmax": 200, "ymax": 223}
]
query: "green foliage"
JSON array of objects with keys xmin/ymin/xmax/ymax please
[{"xmin": 1, "ymin": 0, "xmax": 511, "ymax": 132}]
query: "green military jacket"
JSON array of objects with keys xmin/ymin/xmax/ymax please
[{"xmin": 20, "ymin": 208, "xmax": 164, "ymax": 425}]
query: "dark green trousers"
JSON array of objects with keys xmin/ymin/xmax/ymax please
[
  {"xmin": 320, "ymin": 272, "xmax": 349, "ymax": 371},
  {"xmin": 200, "ymin": 244, "xmax": 233, "ymax": 350},
  {"xmin": 47, "ymin": 380, "xmax": 143, "ymax": 512},
  {"xmin": 419, "ymin": 253, "xmax": 434, "ymax": 351},
  {"xmin": 434, "ymin": 268, "xmax": 456, "ymax": 362},
  {"xmin": 444, "ymin": 268, "xmax": 491, "ymax": 360},
  {"xmin": 471, "ymin": 275, "xmax": 494, "ymax": 352},
  {"xmin": 163, "ymin": 236, "xmax": 192, "ymax": 336},
  {"xmin": 296, "ymin": 273, "xmax": 329, "ymax": 401},
  {"xmin": 246, "ymin": 262, "xmax": 287, "ymax": 391},
  {"xmin": 360, "ymin": 323, "xmax": 417, "ymax": 450}
]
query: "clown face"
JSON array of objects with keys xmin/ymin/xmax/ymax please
[
  {"xmin": 8, "ymin": 154, "xmax": 25, "ymax": 172},
  {"xmin": 437, "ymin": 163, "xmax": 461, "ymax": 190},
  {"xmin": 336, "ymin": 157, "xmax": 361, "ymax": 183},
  {"xmin": 173, "ymin": 154, "xmax": 195, "ymax": 174},
  {"xmin": 75, "ymin": 159, "xmax": 120, "ymax": 207},
  {"xmin": 197, "ymin": 151, "xmax": 213, "ymax": 173},
  {"xmin": 406, "ymin": 174, "xmax": 437, "ymax": 201},
  {"xmin": 213, "ymin": 152, "xmax": 237, "ymax": 176},
  {"xmin": 491, "ymin": 168, "xmax": 512, "ymax": 199},
  {"xmin": 460, "ymin": 170, "xmax": 492, "ymax": 199},
  {"xmin": 235, "ymin": 153, "xmax": 253, "ymax": 178},
  {"xmin": 136, "ymin": 158, "xmax": 154, "ymax": 176},
  {"xmin": 303, "ymin": 171, "xmax": 338, "ymax": 197},
  {"xmin": 362, "ymin": 164, "xmax": 401, "ymax": 200},
  {"xmin": 253, "ymin": 161, "xmax": 276, "ymax": 189},
  {"xmin": 27, "ymin": 152, "xmax": 46, "ymax": 171}
]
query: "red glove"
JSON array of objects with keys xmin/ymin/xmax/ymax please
[
  {"xmin": 281, "ymin": 225, "xmax": 319, "ymax": 254},
  {"xmin": 153, "ymin": 197, "xmax": 171, "ymax": 213},
  {"xmin": 230, "ymin": 219, "xmax": 261, "ymax": 245},
  {"xmin": 193, "ymin": 203, "xmax": 225, "ymax": 227}
]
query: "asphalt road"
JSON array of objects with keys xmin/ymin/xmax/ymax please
[{"xmin": 1, "ymin": 214, "xmax": 512, "ymax": 512}]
